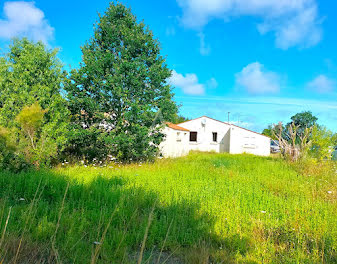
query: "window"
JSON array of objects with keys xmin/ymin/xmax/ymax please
[
  {"xmin": 177, "ymin": 132, "xmax": 181, "ymax": 142},
  {"xmin": 243, "ymin": 136, "xmax": 256, "ymax": 149},
  {"xmin": 212, "ymin": 132, "xmax": 218, "ymax": 142},
  {"xmin": 190, "ymin": 132, "xmax": 197, "ymax": 142}
]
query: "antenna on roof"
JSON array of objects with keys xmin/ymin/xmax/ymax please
[{"xmin": 228, "ymin": 112, "xmax": 230, "ymax": 124}]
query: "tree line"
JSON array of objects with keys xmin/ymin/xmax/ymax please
[
  {"xmin": 262, "ymin": 111, "xmax": 337, "ymax": 161},
  {"xmin": 0, "ymin": 2, "xmax": 183, "ymax": 171}
]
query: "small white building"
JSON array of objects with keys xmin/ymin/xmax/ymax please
[
  {"xmin": 159, "ymin": 122, "xmax": 190, "ymax": 158},
  {"xmin": 160, "ymin": 116, "xmax": 270, "ymax": 158}
]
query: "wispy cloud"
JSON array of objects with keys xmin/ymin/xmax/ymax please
[
  {"xmin": 166, "ymin": 26, "xmax": 176, "ymax": 36},
  {"xmin": 307, "ymin": 75, "xmax": 336, "ymax": 93},
  {"xmin": 177, "ymin": 0, "xmax": 322, "ymax": 49},
  {"xmin": 235, "ymin": 62, "xmax": 280, "ymax": 94},
  {"xmin": 169, "ymin": 70, "xmax": 217, "ymax": 95},
  {"xmin": 0, "ymin": 1, "xmax": 54, "ymax": 43},
  {"xmin": 198, "ymin": 32, "xmax": 211, "ymax": 55},
  {"xmin": 207, "ymin": 77, "xmax": 218, "ymax": 89}
]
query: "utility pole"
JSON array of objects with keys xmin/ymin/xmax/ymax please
[{"xmin": 228, "ymin": 112, "xmax": 230, "ymax": 124}]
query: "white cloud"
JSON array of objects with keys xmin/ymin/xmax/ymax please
[
  {"xmin": 177, "ymin": 0, "xmax": 322, "ymax": 49},
  {"xmin": 235, "ymin": 62, "xmax": 280, "ymax": 94},
  {"xmin": 0, "ymin": 1, "xmax": 54, "ymax": 43},
  {"xmin": 207, "ymin": 77, "xmax": 218, "ymax": 89},
  {"xmin": 307, "ymin": 75, "xmax": 336, "ymax": 93},
  {"xmin": 198, "ymin": 32, "xmax": 211, "ymax": 55},
  {"xmin": 170, "ymin": 70, "xmax": 205, "ymax": 95},
  {"xmin": 169, "ymin": 70, "xmax": 217, "ymax": 95}
]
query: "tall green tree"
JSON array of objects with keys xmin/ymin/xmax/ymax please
[
  {"xmin": 0, "ymin": 38, "xmax": 70, "ymax": 165},
  {"xmin": 287, "ymin": 111, "xmax": 318, "ymax": 139},
  {"xmin": 66, "ymin": 2, "xmax": 178, "ymax": 161},
  {"xmin": 289, "ymin": 111, "xmax": 318, "ymax": 128}
]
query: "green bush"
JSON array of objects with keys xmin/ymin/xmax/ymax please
[
  {"xmin": 0, "ymin": 126, "xmax": 28, "ymax": 172},
  {"xmin": 309, "ymin": 126, "xmax": 335, "ymax": 160}
]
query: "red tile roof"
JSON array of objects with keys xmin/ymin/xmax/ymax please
[{"xmin": 166, "ymin": 122, "xmax": 190, "ymax": 132}]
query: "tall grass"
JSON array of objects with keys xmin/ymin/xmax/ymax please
[{"xmin": 0, "ymin": 152, "xmax": 336, "ymax": 263}]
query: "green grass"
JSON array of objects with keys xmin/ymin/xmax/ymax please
[{"xmin": 0, "ymin": 152, "xmax": 336, "ymax": 263}]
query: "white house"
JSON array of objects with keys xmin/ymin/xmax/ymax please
[
  {"xmin": 160, "ymin": 116, "xmax": 270, "ymax": 158},
  {"xmin": 159, "ymin": 122, "xmax": 190, "ymax": 158}
]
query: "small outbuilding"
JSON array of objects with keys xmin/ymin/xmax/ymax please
[{"xmin": 160, "ymin": 116, "xmax": 270, "ymax": 158}]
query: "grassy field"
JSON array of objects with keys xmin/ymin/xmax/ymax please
[{"xmin": 0, "ymin": 152, "xmax": 336, "ymax": 263}]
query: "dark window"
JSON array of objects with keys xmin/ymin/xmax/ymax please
[
  {"xmin": 190, "ymin": 132, "xmax": 197, "ymax": 142},
  {"xmin": 212, "ymin": 132, "xmax": 218, "ymax": 142}
]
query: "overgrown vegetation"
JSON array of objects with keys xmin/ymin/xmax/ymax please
[
  {"xmin": 0, "ymin": 153, "xmax": 335, "ymax": 263},
  {"xmin": 0, "ymin": 2, "xmax": 336, "ymax": 263},
  {"xmin": 263, "ymin": 111, "xmax": 337, "ymax": 161},
  {"xmin": 0, "ymin": 2, "xmax": 179, "ymax": 170},
  {"xmin": 0, "ymin": 39, "xmax": 70, "ymax": 169}
]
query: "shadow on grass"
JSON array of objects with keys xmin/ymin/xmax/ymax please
[{"xmin": 0, "ymin": 169, "xmax": 254, "ymax": 263}]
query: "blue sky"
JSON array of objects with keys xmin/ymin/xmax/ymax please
[{"xmin": 0, "ymin": 0, "xmax": 337, "ymax": 133}]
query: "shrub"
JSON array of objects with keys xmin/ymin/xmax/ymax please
[
  {"xmin": 15, "ymin": 103, "xmax": 59, "ymax": 168},
  {"xmin": 309, "ymin": 126, "xmax": 335, "ymax": 160},
  {"xmin": 0, "ymin": 126, "xmax": 27, "ymax": 172}
]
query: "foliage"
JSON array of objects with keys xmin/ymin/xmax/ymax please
[
  {"xmin": 272, "ymin": 122, "xmax": 312, "ymax": 162},
  {"xmin": 309, "ymin": 125, "xmax": 335, "ymax": 160},
  {"xmin": 262, "ymin": 124, "xmax": 277, "ymax": 139},
  {"xmin": 173, "ymin": 114, "xmax": 190, "ymax": 124},
  {"xmin": 263, "ymin": 111, "xmax": 319, "ymax": 143},
  {"xmin": 265, "ymin": 111, "xmax": 336, "ymax": 161},
  {"xmin": 0, "ymin": 153, "xmax": 336, "ymax": 263},
  {"xmin": 0, "ymin": 38, "xmax": 70, "ymax": 167},
  {"xmin": 0, "ymin": 126, "xmax": 27, "ymax": 172},
  {"xmin": 289, "ymin": 111, "xmax": 318, "ymax": 128},
  {"xmin": 15, "ymin": 103, "xmax": 59, "ymax": 167},
  {"xmin": 287, "ymin": 111, "xmax": 318, "ymax": 140},
  {"xmin": 65, "ymin": 2, "xmax": 177, "ymax": 162},
  {"xmin": 16, "ymin": 103, "xmax": 47, "ymax": 149}
]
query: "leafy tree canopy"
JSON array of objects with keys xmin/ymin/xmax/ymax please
[
  {"xmin": 173, "ymin": 114, "xmax": 190, "ymax": 124},
  {"xmin": 288, "ymin": 111, "xmax": 318, "ymax": 130},
  {"xmin": 0, "ymin": 38, "xmax": 70, "ymax": 166},
  {"xmin": 0, "ymin": 38, "xmax": 68, "ymax": 127},
  {"xmin": 65, "ymin": 2, "xmax": 178, "ymax": 161}
]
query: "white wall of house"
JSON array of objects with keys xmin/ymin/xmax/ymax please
[
  {"xmin": 159, "ymin": 126, "xmax": 190, "ymax": 158},
  {"xmin": 177, "ymin": 116, "xmax": 270, "ymax": 156},
  {"xmin": 229, "ymin": 126, "xmax": 270, "ymax": 156},
  {"xmin": 177, "ymin": 117, "xmax": 231, "ymax": 153}
]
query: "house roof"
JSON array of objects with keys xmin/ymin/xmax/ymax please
[
  {"xmin": 166, "ymin": 122, "xmax": 190, "ymax": 132},
  {"xmin": 177, "ymin": 116, "xmax": 270, "ymax": 138}
]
